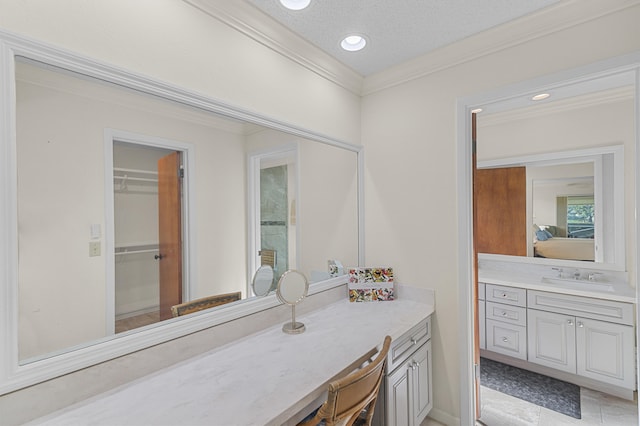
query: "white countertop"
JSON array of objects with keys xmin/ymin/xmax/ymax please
[
  {"xmin": 30, "ymin": 298, "xmax": 434, "ymax": 426},
  {"xmin": 479, "ymin": 269, "xmax": 636, "ymax": 303}
]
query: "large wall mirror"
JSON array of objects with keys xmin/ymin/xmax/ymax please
[
  {"xmin": 476, "ymin": 146, "xmax": 624, "ymax": 266},
  {"xmin": 0, "ymin": 35, "xmax": 362, "ymax": 393},
  {"xmin": 475, "ymin": 72, "xmax": 635, "ymax": 272}
]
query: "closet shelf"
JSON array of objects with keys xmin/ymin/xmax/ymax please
[{"xmin": 114, "ymin": 167, "xmax": 158, "ymax": 193}]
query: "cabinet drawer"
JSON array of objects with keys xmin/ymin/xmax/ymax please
[
  {"xmin": 528, "ymin": 290, "xmax": 634, "ymax": 325},
  {"xmin": 485, "ymin": 284, "xmax": 526, "ymax": 307},
  {"xmin": 486, "ymin": 302, "xmax": 527, "ymax": 327},
  {"xmin": 486, "ymin": 319, "xmax": 527, "ymax": 360},
  {"xmin": 388, "ymin": 317, "xmax": 431, "ymax": 372}
]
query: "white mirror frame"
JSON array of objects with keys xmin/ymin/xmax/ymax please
[
  {"xmin": 477, "ymin": 144, "xmax": 625, "ymax": 271},
  {"xmin": 456, "ymin": 52, "xmax": 640, "ymax": 425},
  {"xmin": 0, "ymin": 31, "xmax": 364, "ymax": 395}
]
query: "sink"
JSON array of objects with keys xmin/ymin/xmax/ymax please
[{"xmin": 541, "ymin": 277, "xmax": 614, "ymax": 292}]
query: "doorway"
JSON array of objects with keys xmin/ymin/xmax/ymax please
[
  {"xmin": 106, "ymin": 132, "xmax": 193, "ymax": 334},
  {"xmin": 457, "ymin": 57, "xmax": 640, "ymax": 426},
  {"xmin": 248, "ymin": 145, "xmax": 298, "ymax": 293}
]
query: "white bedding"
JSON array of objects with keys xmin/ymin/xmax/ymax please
[{"xmin": 534, "ymin": 237, "xmax": 595, "ymax": 261}]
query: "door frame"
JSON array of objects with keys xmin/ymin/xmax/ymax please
[
  {"xmin": 104, "ymin": 129, "xmax": 197, "ymax": 335},
  {"xmin": 247, "ymin": 143, "xmax": 299, "ymax": 295},
  {"xmin": 456, "ymin": 52, "xmax": 640, "ymax": 424}
]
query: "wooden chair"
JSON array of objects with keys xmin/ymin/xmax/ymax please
[
  {"xmin": 299, "ymin": 336, "xmax": 392, "ymax": 426},
  {"xmin": 170, "ymin": 291, "xmax": 241, "ymax": 317},
  {"xmin": 259, "ymin": 249, "xmax": 277, "ymax": 268}
]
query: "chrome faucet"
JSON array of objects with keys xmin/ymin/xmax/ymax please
[
  {"xmin": 573, "ymin": 269, "xmax": 581, "ymax": 280},
  {"xmin": 551, "ymin": 267, "xmax": 563, "ymax": 278}
]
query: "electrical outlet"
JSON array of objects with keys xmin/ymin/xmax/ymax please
[{"xmin": 89, "ymin": 241, "xmax": 101, "ymax": 257}]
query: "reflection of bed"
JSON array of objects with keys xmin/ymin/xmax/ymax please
[{"xmin": 534, "ymin": 237, "xmax": 594, "ymax": 261}]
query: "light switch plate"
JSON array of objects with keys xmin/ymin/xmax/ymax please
[{"xmin": 89, "ymin": 241, "xmax": 101, "ymax": 257}]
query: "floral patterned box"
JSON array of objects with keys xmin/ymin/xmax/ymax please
[{"xmin": 348, "ymin": 267, "xmax": 395, "ymax": 302}]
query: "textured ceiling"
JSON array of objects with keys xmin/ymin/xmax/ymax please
[{"xmin": 245, "ymin": 0, "xmax": 561, "ymax": 76}]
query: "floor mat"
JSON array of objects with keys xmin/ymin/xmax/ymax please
[{"xmin": 480, "ymin": 357, "xmax": 581, "ymax": 419}]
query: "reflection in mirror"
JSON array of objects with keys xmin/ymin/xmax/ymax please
[
  {"xmin": 276, "ymin": 270, "xmax": 309, "ymax": 334},
  {"xmin": 15, "ymin": 58, "xmax": 359, "ymax": 364},
  {"xmin": 476, "ymin": 81, "xmax": 632, "ymax": 271},
  {"xmin": 476, "ymin": 147, "xmax": 622, "ymax": 266},
  {"xmin": 252, "ymin": 265, "xmax": 275, "ymax": 297},
  {"xmin": 531, "ymin": 162, "xmax": 595, "ymax": 261}
]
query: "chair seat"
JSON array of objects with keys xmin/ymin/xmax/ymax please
[{"xmin": 298, "ymin": 336, "xmax": 391, "ymax": 426}]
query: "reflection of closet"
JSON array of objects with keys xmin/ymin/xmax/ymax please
[{"xmin": 113, "ymin": 143, "xmax": 172, "ymax": 332}]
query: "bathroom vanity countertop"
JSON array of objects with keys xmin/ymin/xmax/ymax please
[
  {"xmin": 30, "ymin": 297, "xmax": 434, "ymax": 426},
  {"xmin": 479, "ymin": 269, "xmax": 636, "ymax": 303}
]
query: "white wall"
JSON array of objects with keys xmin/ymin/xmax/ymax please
[
  {"xmin": 361, "ymin": 5, "xmax": 640, "ymax": 423},
  {"xmin": 0, "ymin": 0, "xmax": 361, "ymax": 144},
  {"xmin": 16, "ymin": 63, "xmax": 248, "ymax": 361}
]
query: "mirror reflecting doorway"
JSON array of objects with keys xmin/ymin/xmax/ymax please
[{"xmin": 112, "ymin": 141, "xmax": 186, "ymax": 334}]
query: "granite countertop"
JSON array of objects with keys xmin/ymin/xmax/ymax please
[
  {"xmin": 30, "ymin": 297, "xmax": 434, "ymax": 426},
  {"xmin": 479, "ymin": 269, "xmax": 636, "ymax": 303}
]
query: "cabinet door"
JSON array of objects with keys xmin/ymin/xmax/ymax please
[
  {"xmin": 527, "ymin": 309, "xmax": 576, "ymax": 374},
  {"xmin": 413, "ymin": 341, "xmax": 433, "ymax": 424},
  {"xmin": 576, "ymin": 318, "xmax": 635, "ymax": 389},
  {"xmin": 386, "ymin": 360, "xmax": 412, "ymax": 426}
]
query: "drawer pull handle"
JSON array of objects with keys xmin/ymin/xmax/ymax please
[
  {"xmin": 502, "ymin": 337, "xmax": 508, "ymax": 342},
  {"xmin": 502, "ymin": 293, "xmax": 507, "ymax": 298},
  {"xmin": 502, "ymin": 311, "xmax": 507, "ymax": 316},
  {"xmin": 567, "ymin": 320, "xmax": 574, "ymax": 326},
  {"xmin": 411, "ymin": 338, "xmax": 418, "ymax": 345},
  {"xmin": 413, "ymin": 361, "xmax": 421, "ymax": 368},
  {"xmin": 578, "ymin": 322, "xmax": 584, "ymax": 328},
  {"xmin": 410, "ymin": 363, "xmax": 416, "ymax": 371}
]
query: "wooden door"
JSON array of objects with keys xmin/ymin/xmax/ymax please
[
  {"xmin": 471, "ymin": 113, "xmax": 481, "ymax": 419},
  {"xmin": 474, "ymin": 166, "xmax": 527, "ymax": 256},
  {"xmin": 158, "ymin": 151, "xmax": 183, "ymax": 320}
]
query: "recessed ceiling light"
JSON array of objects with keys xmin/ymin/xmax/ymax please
[
  {"xmin": 341, "ymin": 35, "xmax": 367, "ymax": 52},
  {"xmin": 471, "ymin": 108, "xmax": 483, "ymax": 114},
  {"xmin": 531, "ymin": 93, "xmax": 550, "ymax": 101},
  {"xmin": 279, "ymin": 0, "xmax": 310, "ymax": 11}
]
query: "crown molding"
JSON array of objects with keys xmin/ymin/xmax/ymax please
[
  {"xmin": 362, "ymin": 0, "xmax": 640, "ymax": 96},
  {"xmin": 182, "ymin": 0, "xmax": 364, "ymax": 95},
  {"xmin": 478, "ymin": 86, "xmax": 635, "ymax": 127}
]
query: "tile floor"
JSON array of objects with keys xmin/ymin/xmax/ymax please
[
  {"xmin": 419, "ymin": 386, "xmax": 638, "ymax": 426},
  {"xmin": 479, "ymin": 385, "xmax": 638, "ymax": 426}
]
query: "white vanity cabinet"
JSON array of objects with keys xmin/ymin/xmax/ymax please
[
  {"xmin": 478, "ymin": 283, "xmax": 486, "ymax": 350},
  {"xmin": 484, "ymin": 284, "xmax": 527, "ymax": 360},
  {"xmin": 480, "ymin": 281, "xmax": 637, "ymax": 397},
  {"xmin": 380, "ymin": 317, "xmax": 433, "ymax": 426},
  {"xmin": 527, "ymin": 290, "xmax": 635, "ymax": 389}
]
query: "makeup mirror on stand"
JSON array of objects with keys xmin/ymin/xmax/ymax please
[
  {"xmin": 276, "ymin": 270, "xmax": 308, "ymax": 334},
  {"xmin": 252, "ymin": 265, "xmax": 275, "ymax": 297}
]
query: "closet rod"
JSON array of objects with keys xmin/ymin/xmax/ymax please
[
  {"xmin": 114, "ymin": 175, "xmax": 157, "ymax": 183},
  {"xmin": 115, "ymin": 248, "xmax": 159, "ymax": 256}
]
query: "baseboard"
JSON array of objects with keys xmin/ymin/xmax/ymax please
[{"xmin": 427, "ymin": 407, "xmax": 460, "ymax": 426}]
